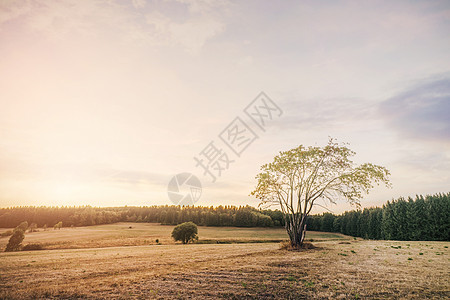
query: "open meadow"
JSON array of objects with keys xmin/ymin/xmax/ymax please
[
  {"xmin": 0, "ymin": 223, "xmax": 346, "ymax": 250},
  {"xmin": 0, "ymin": 223, "xmax": 449, "ymax": 299}
]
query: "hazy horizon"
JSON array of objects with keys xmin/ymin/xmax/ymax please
[{"xmin": 1, "ymin": 0, "xmax": 449, "ymax": 213}]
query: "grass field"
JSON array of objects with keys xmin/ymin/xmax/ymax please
[
  {"xmin": 0, "ymin": 223, "xmax": 449, "ymax": 299},
  {"xmin": 0, "ymin": 223, "xmax": 347, "ymax": 250}
]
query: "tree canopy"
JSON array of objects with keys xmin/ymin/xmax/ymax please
[
  {"xmin": 171, "ymin": 222, "xmax": 198, "ymax": 244},
  {"xmin": 5, "ymin": 228, "xmax": 25, "ymax": 252},
  {"xmin": 251, "ymin": 138, "xmax": 391, "ymax": 247}
]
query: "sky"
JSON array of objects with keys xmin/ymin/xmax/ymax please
[{"xmin": 0, "ymin": 0, "xmax": 449, "ymax": 213}]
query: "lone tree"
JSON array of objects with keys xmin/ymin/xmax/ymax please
[
  {"xmin": 251, "ymin": 139, "xmax": 390, "ymax": 248},
  {"xmin": 53, "ymin": 221, "xmax": 63, "ymax": 230},
  {"xmin": 5, "ymin": 228, "xmax": 25, "ymax": 252},
  {"xmin": 171, "ymin": 222, "xmax": 198, "ymax": 244}
]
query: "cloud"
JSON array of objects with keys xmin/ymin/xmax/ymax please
[
  {"xmin": 379, "ymin": 75, "xmax": 450, "ymax": 142},
  {"xmin": 394, "ymin": 149, "xmax": 450, "ymax": 173},
  {"xmin": 132, "ymin": 0, "xmax": 147, "ymax": 9},
  {"xmin": 171, "ymin": 0, "xmax": 230, "ymax": 14},
  {"xmin": 0, "ymin": 0, "xmax": 31, "ymax": 24},
  {"xmin": 0, "ymin": 0, "xmax": 229, "ymax": 53},
  {"xmin": 273, "ymin": 95, "xmax": 377, "ymax": 131},
  {"xmin": 0, "ymin": 0, "xmax": 136, "ymax": 40},
  {"xmin": 146, "ymin": 0, "xmax": 229, "ymax": 54},
  {"xmin": 145, "ymin": 11, "xmax": 224, "ymax": 53}
]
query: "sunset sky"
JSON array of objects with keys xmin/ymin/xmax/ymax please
[{"xmin": 1, "ymin": 0, "xmax": 449, "ymax": 213}]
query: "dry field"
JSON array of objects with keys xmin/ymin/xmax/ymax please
[
  {"xmin": 0, "ymin": 224, "xmax": 449, "ymax": 299},
  {"xmin": 0, "ymin": 223, "xmax": 345, "ymax": 250}
]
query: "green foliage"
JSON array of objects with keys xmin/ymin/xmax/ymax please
[
  {"xmin": 0, "ymin": 205, "xmax": 280, "ymax": 229},
  {"xmin": 286, "ymin": 275, "xmax": 296, "ymax": 281},
  {"xmin": 0, "ymin": 192, "xmax": 447, "ymax": 242},
  {"xmin": 320, "ymin": 213, "xmax": 335, "ymax": 232},
  {"xmin": 53, "ymin": 221, "xmax": 63, "ymax": 230},
  {"xmin": 28, "ymin": 223, "xmax": 38, "ymax": 232},
  {"xmin": 306, "ymin": 193, "xmax": 449, "ymax": 241},
  {"xmin": 251, "ymin": 138, "xmax": 390, "ymax": 247},
  {"xmin": 171, "ymin": 222, "xmax": 198, "ymax": 244},
  {"xmin": 304, "ymin": 281, "xmax": 315, "ymax": 287},
  {"xmin": 5, "ymin": 228, "xmax": 25, "ymax": 252},
  {"xmin": 16, "ymin": 221, "xmax": 28, "ymax": 232}
]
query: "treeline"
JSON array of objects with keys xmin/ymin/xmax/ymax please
[
  {"xmin": 0, "ymin": 205, "xmax": 283, "ymax": 228},
  {"xmin": 1, "ymin": 193, "xmax": 448, "ymax": 241},
  {"xmin": 307, "ymin": 193, "xmax": 449, "ymax": 241}
]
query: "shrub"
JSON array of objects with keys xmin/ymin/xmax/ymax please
[
  {"xmin": 171, "ymin": 222, "xmax": 198, "ymax": 244},
  {"xmin": 28, "ymin": 223, "xmax": 38, "ymax": 232},
  {"xmin": 53, "ymin": 221, "xmax": 63, "ymax": 230},
  {"xmin": 22, "ymin": 243, "xmax": 44, "ymax": 251},
  {"xmin": 5, "ymin": 229, "xmax": 25, "ymax": 252},
  {"xmin": 16, "ymin": 221, "xmax": 28, "ymax": 232}
]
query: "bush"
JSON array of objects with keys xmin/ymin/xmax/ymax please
[
  {"xmin": 53, "ymin": 221, "xmax": 63, "ymax": 230},
  {"xmin": 171, "ymin": 222, "xmax": 198, "ymax": 244},
  {"xmin": 16, "ymin": 221, "xmax": 28, "ymax": 232},
  {"xmin": 22, "ymin": 243, "xmax": 44, "ymax": 251},
  {"xmin": 5, "ymin": 229, "xmax": 25, "ymax": 252},
  {"xmin": 28, "ymin": 223, "xmax": 38, "ymax": 232}
]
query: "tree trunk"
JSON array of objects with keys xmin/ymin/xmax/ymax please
[{"xmin": 285, "ymin": 214, "xmax": 307, "ymax": 248}]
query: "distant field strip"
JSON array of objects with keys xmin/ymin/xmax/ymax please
[{"xmin": 0, "ymin": 223, "xmax": 348, "ymax": 250}]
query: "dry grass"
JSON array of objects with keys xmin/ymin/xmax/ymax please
[
  {"xmin": 0, "ymin": 223, "xmax": 347, "ymax": 250},
  {"xmin": 279, "ymin": 241, "xmax": 318, "ymax": 251},
  {"xmin": 0, "ymin": 224, "xmax": 448, "ymax": 299}
]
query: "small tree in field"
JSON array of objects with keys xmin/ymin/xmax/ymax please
[
  {"xmin": 16, "ymin": 221, "xmax": 28, "ymax": 232},
  {"xmin": 29, "ymin": 223, "xmax": 38, "ymax": 232},
  {"xmin": 5, "ymin": 229, "xmax": 25, "ymax": 252},
  {"xmin": 171, "ymin": 222, "xmax": 198, "ymax": 244},
  {"xmin": 53, "ymin": 221, "xmax": 63, "ymax": 230},
  {"xmin": 251, "ymin": 138, "xmax": 390, "ymax": 248}
]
